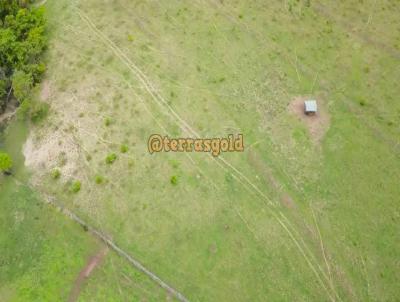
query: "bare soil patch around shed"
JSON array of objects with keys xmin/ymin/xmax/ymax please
[{"xmin": 288, "ymin": 96, "xmax": 330, "ymax": 143}]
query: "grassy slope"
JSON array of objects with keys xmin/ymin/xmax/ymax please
[{"xmin": 26, "ymin": 0, "xmax": 400, "ymax": 301}]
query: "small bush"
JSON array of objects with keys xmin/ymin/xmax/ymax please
[
  {"xmin": 120, "ymin": 144, "xmax": 128, "ymax": 153},
  {"xmin": 104, "ymin": 117, "xmax": 113, "ymax": 127},
  {"xmin": 17, "ymin": 99, "xmax": 32, "ymax": 120},
  {"xmin": 0, "ymin": 152, "xmax": 12, "ymax": 173},
  {"xmin": 58, "ymin": 153, "xmax": 67, "ymax": 167},
  {"xmin": 170, "ymin": 175, "xmax": 178, "ymax": 185},
  {"xmin": 95, "ymin": 175, "xmax": 104, "ymax": 184},
  {"xmin": 359, "ymin": 100, "xmax": 366, "ymax": 106},
  {"xmin": 51, "ymin": 169, "xmax": 61, "ymax": 180},
  {"xmin": 31, "ymin": 102, "xmax": 49, "ymax": 123},
  {"xmin": 70, "ymin": 181, "xmax": 81, "ymax": 193},
  {"xmin": 105, "ymin": 153, "xmax": 117, "ymax": 164}
]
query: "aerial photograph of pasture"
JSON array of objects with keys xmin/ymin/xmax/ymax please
[{"xmin": 0, "ymin": 0, "xmax": 399, "ymax": 301}]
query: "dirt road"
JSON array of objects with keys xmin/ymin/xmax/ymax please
[{"xmin": 68, "ymin": 247, "xmax": 109, "ymax": 302}]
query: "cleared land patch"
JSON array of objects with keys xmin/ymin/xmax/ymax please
[{"xmin": 288, "ymin": 96, "xmax": 330, "ymax": 143}]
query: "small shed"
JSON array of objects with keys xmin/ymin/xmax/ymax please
[{"xmin": 304, "ymin": 100, "xmax": 317, "ymax": 115}]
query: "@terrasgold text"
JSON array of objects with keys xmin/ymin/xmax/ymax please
[{"xmin": 148, "ymin": 134, "xmax": 244, "ymax": 157}]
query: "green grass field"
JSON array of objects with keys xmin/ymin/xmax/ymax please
[{"xmin": 3, "ymin": 0, "xmax": 399, "ymax": 301}]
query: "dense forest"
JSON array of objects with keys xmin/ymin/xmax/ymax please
[{"xmin": 0, "ymin": 0, "xmax": 46, "ymax": 114}]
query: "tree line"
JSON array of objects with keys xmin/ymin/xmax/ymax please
[
  {"xmin": 0, "ymin": 0, "xmax": 47, "ymax": 174},
  {"xmin": 0, "ymin": 0, "xmax": 47, "ymax": 114}
]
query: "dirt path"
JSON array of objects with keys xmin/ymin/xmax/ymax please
[
  {"xmin": 0, "ymin": 98, "xmax": 19, "ymax": 126},
  {"xmin": 0, "ymin": 109, "xmax": 17, "ymax": 125},
  {"xmin": 68, "ymin": 247, "xmax": 109, "ymax": 302}
]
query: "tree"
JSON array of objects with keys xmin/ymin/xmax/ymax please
[
  {"xmin": 0, "ymin": 152, "xmax": 12, "ymax": 173},
  {"xmin": 12, "ymin": 69, "xmax": 32, "ymax": 101}
]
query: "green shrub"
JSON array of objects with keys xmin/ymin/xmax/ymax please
[
  {"xmin": 30, "ymin": 102, "xmax": 49, "ymax": 123},
  {"xmin": 51, "ymin": 169, "xmax": 61, "ymax": 179},
  {"xmin": 17, "ymin": 99, "xmax": 32, "ymax": 119},
  {"xmin": 104, "ymin": 117, "xmax": 113, "ymax": 126},
  {"xmin": 0, "ymin": 152, "xmax": 13, "ymax": 173},
  {"xmin": 95, "ymin": 175, "xmax": 104, "ymax": 184},
  {"xmin": 105, "ymin": 153, "xmax": 117, "ymax": 164},
  {"xmin": 70, "ymin": 181, "xmax": 81, "ymax": 193},
  {"xmin": 120, "ymin": 144, "xmax": 128, "ymax": 153},
  {"xmin": 170, "ymin": 175, "xmax": 178, "ymax": 185}
]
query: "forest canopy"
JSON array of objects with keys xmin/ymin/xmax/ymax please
[{"xmin": 0, "ymin": 0, "xmax": 46, "ymax": 112}]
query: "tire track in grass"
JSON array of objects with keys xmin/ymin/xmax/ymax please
[
  {"xmin": 75, "ymin": 9, "xmax": 279, "ymax": 214},
  {"xmin": 43, "ymin": 31, "xmax": 233, "ymax": 297},
  {"xmin": 51, "ymin": 29, "xmax": 265, "ymax": 243},
  {"xmin": 76, "ymin": 9, "xmax": 274, "ymax": 206},
  {"xmin": 75, "ymin": 8, "xmax": 339, "ymax": 301}
]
